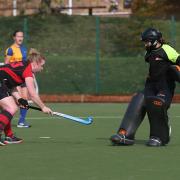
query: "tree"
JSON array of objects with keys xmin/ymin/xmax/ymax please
[
  {"xmin": 132, "ymin": 0, "xmax": 180, "ymax": 19},
  {"xmin": 39, "ymin": 0, "xmax": 52, "ymax": 14}
]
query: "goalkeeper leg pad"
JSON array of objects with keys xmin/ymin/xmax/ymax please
[
  {"xmin": 117, "ymin": 92, "xmax": 146, "ymax": 140},
  {"xmin": 146, "ymin": 96, "xmax": 170, "ymax": 145}
]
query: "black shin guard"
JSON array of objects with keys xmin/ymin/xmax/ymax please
[
  {"xmin": 117, "ymin": 92, "xmax": 146, "ymax": 140},
  {"xmin": 146, "ymin": 96, "xmax": 170, "ymax": 145}
]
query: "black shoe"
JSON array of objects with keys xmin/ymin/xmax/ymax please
[
  {"xmin": 17, "ymin": 122, "xmax": 31, "ymax": 128},
  {"xmin": 110, "ymin": 134, "xmax": 134, "ymax": 145},
  {"xmin": 146, "ymin": 137, "xmax": 162, "ymax": 147}
]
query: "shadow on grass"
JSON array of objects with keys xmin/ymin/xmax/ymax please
[
  {"xmin": 96, "ymin": 137, "xmax": 147, "ymax": 146},
  {"xmin": 135, "ymin": 139, "xmax": 147, "ymax": 145}
]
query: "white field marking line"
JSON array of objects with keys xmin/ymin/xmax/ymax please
[
  {"xmin": 12, "ymin": 115, "xmax": 180, "ymax": 120},
  {"xmin": 39, "ymin": 137, "xmax": 51, "ymax": 139},
  {"xmin": 13, "ymin": 116, "xmax": 121, "ymax": 120}
]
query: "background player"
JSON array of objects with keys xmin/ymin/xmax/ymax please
[{"xmin": 5, "ymin": 30, "xmax": 30, "ymax": 128}]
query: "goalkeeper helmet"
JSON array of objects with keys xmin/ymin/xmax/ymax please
[{"xmin": 141, "ymin": 28, "xmax": 162, "ymax": 50}]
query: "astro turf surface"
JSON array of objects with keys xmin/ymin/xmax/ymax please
[{"xmin": 1, "ymin": 103, "xmax": 180, "ymax": 180}]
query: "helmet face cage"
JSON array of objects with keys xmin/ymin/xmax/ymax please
[{"xmin": 141, "ymin": 28, "xmax": 162, "ymax": 49}]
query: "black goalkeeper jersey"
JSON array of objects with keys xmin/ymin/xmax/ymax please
[{"xmin": 145, "ymin": 44, "xmax": 180, "ymax": 82}]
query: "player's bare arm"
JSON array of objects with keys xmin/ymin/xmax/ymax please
[
  {"xmin": 25, "ymin": 76, "xmax": 52, "ymax": 114},
  {"xmin": 4, "ymin": 55, "xmax": 11, "ymax": 64}
]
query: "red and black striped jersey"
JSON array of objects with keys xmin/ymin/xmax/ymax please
[{"xmin": 0, "ymin": 61, "xmax": 33, "ymax": 89}]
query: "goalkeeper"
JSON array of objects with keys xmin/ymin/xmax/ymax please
[{"xmin": 110, "ymin": 28, "xmax": 180, "ymax": 147}]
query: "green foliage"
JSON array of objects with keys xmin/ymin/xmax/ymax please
[
  {"xmin": 0, "ymin": 14, "xmax": 179, "ymax": 58},
  {"xmin": 99, "ymin": 17, "xmax": 180, "ymax": 56},
  {"xmin": 132, "ymin": 0, "xmax": 154, "ymax": 17},
  {"xmin": 36, "ymin": 55, "xmax": 148, "ymax": 94},
  {"xmin": 100, "ymin": 17, "xmax": 145, "ymax": 56},
  {"xmin": 39, "ymin": 0, "xmax": 52, "ymax": 14}
]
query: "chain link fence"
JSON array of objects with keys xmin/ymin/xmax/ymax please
[{"xmin": 0, "ymin": 15, "xmax": 179, "ymax": 94}]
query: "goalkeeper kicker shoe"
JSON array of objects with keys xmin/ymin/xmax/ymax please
[
  {"xmin": 110, "ymin": 134, "xmax": 134, "ymax": 145},
  {"xmin": 4, "ymin": 136, "xmax": 23, "ymax": 144},
  {"xmin": 146, "ymin": 137, "xmax": 162, "ymax": 147}
]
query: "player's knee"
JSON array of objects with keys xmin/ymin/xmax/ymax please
[{"xmin": 6, "ymin": 105, "xmax": 18, "ymax": 115}]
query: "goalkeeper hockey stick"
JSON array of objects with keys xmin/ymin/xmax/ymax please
[{"xmin": 29, "ymin": 105, "xmax": 93, "ymax": 125}]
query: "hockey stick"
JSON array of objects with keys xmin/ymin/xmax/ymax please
[{"xmin": 29, "ymin": 105, "xmax": 93, "ymax": 125}]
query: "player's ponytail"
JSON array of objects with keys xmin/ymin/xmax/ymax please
[{"xmin": 28, "ymin": 48, "xmax": 45, "ymax": 64}]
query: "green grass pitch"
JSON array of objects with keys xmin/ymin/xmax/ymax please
[{"xmin": 1, "ymin": 103, "xmax": 180, "ymax": 180}]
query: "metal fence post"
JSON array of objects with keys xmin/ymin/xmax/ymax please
[
  {"xmin": 170, "ymin": 15, "xmax": 176, "ymax": 47},
  {"xmin": 95, "ymin": 16, "xmax": 100, "ymax": 94}
]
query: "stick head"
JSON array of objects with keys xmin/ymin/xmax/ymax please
[{"xmin": 87, "ymin": 116, "xmax": 93, "ymax": 124}]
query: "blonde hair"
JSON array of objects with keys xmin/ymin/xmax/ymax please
[{"xmin": 28, "ymin": 48, "xmax": 45, "ymax": 63}]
